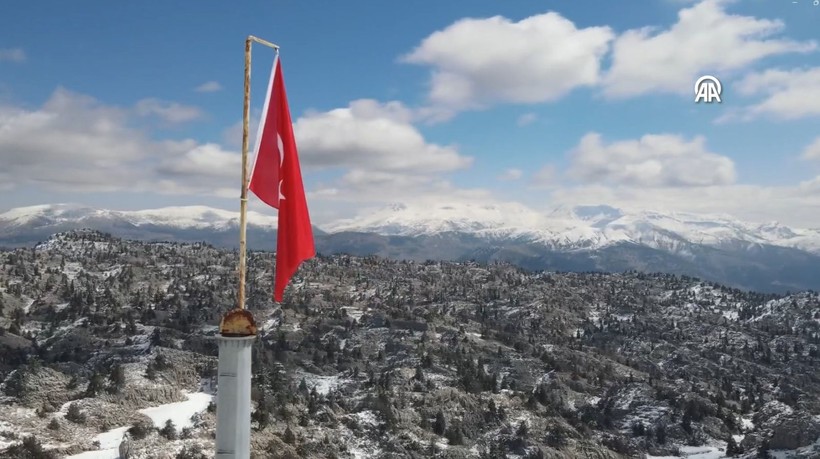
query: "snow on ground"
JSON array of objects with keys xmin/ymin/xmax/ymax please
[
  {"xmin": 21, "ymin": 320, "xmax": 43, "ymax": 334},
  {"xmin": 511, "ymin": 411, "xmax": 535, "ymax": 428},
  {"xmin": 343, "ymin": 427, "xmax": 383, "ymax": 459},
  {"xmin": 354, "ymin": 410, "xmax": 378, "ymax": 428},
  {"xmin": 101, "ymin": 266, "xmax": 122, "ymax": 278},
  {"xmin": 64, "ymin": 392, "xmax": 212, "ymax": 459},
  {"xmin": 424, "ymin": 372, "xmax": 451, "ymax": 384},
  {"xmin": 732, "ymin": 434, "xmax": 745, "ymax": 444},
  {"xmin": 348, "ymin": 443, "xmax": 382, "ymax": 458},
  {"xmin": 22, "ymin": 297, "xmax": 34, "ymax": 313},
  {"xmin": 647, "ymin": 444, "xmax": 726, "ymax": 459},
  {"xmin": 62, "ymin": 262, "xmax": 84, "ymax": 280},
  {"xmin": 344, "ymin": 306, "xmax": 364, "ymax": 322},
  {"xmin": 679, "ymin": 446, "xmax": 726, "ymax": 459},
  {"xmin": 120, "ymin": 360, "xmax": 159, "ymax": 388},
  {"xmin": 139, "ymin": 391, "xmax": 213, "ymax": 429},
  {"xmin": 722, "ymin": 310, "xmax": 739, "ymax": 321},
  {"xmin": 620, "ymin": 403, "xmax": 670, "ymax": 434},
  {"xmin": 199, "ymin": 324, "xmax": 219, "ymax": 334},
  {"xmin": 260, "ymin": 317, "xmax": 280, "ymax": 332},
  {"xmin": 615, "ymin": 385, "xmax": 642, "ymax": 411},
  {"xmin": 0, "ymin": 419, "xmax": 18, "ymax": 450},
  {"xmin": 65, "ymin": 427, "xmax": 129, "ymax": 459},
  {"xmin": 587, "ymin": 309, "xmax": 601, "ymax": 326},
  {"xmin": 299, "ymin": 373, "xmax": 348, "ymax": 395},
  {"xmin": 741, "ymin": 417, "xmax": 754, "ymax": 431}
]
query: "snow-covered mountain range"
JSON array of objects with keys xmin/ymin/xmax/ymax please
[
  {"xmin": 326, "ymin": 202, "xmax": 820, "ymax": 255},
  {"xmin": 3, "ymin": 202, "xmax": 820, "ymax": 293},
  {"xmin": 3, "ymin": 202, "xmax": 819, "ymax": 255},
  {"xmin": 0, "ymin": 203, "xmax": 278, "ymax": 231},
  {"xmin": 0, "ymin": 203, "xmax": 284, "ymax": 249}
]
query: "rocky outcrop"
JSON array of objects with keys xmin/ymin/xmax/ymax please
[
  {"xmin": 1, "ymin": 365, "xmax": 75, "ymax": 408},
  {"xmin": 769, "ymin": 414, "xmax": 820, "ymax": 450},
  {"xmin": 103, "ymin": 385, "xmax": 185, "ymax": 410}
]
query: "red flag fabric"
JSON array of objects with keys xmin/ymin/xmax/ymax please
[{"xmin": 249, "ymin": 56, "xmax": 315, "ymax": 302}]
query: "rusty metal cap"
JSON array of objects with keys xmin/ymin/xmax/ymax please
[{"xmin": 219, "ymin": 308, "xmax": 258, "ymax": 337}]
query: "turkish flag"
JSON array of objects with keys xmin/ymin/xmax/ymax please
[{"xmin": 249, "ymin": 56, "xmax": 315, "ymax": 302}]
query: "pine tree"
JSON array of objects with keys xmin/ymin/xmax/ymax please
[
  {"xmin": 145, "ymin": 364, "xmax": 157, "ymax": 380},
  {"xmin": 283, "ymin": 425, "xmax": 296, "ymax": 445},
  {"xmin": 108, "ymin": 363, "xmax": 126, "ymax": 393},
  {"xmin": 433, "ymin": 410, "xmax": 446, "ymax": 436},
  {"xmin": 160, "ymin": 419, "xmax": 177, "ymax": 440},
  {"xmin": 86, "ymin": 372, "xmax": 105, "ymax": 397},
  {"xmin": 655, "ymin": 422, "xmax": 667, "ymax": 444},
  {"xmin": 66, "ymin": 403, "xmax": 86, "ymax": 424},
  {"xmin": 516, "ymin": 420, "xmax": 528, "ymax": 438},
  {"xmin": 414, "ymin": 366, "xmax": 425, "ymax": 382},
  {"xmin": 726, "ymin": 436, "xmax": 742, "ymax": 456}
]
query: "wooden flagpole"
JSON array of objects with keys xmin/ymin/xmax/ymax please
[
  {"xmin": 237, "ymin": 35, "xmax": 279, "ymax": 310},
  {"xmin": 215, "ymin": 36, "xmax": 281, "ymax": 459}
]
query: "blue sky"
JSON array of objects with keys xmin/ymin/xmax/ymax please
[{"xmin": 1, "ymin": 0, "xmax": 820, "ymax": 226}]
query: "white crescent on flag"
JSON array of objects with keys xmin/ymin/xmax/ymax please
[{"xmin": 278, "ymin": 132, "xmax": 285, "ymax": 200}]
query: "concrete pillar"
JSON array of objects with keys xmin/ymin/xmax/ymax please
[{"xmin": 215, "ymin": 335, "xmax": 255, "ymax": 458}]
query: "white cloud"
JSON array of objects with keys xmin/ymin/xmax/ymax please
[
  {"xmin": 401, "ymin": 12, "xmax": 613, "ymax": 113},
  {"xmin": 338, "ymin": 99, "xmax": 416, "ymax": 124},
  {"xmin": 498, "ymin": 168, "xmax": 523, "ymax": 181},
  {"xmin": 398, "ymin": 0, "xmax": 818, "ymax": 115},
  {"xmin": 720, "ymin": 67, "xmax": 820, "ymax": 121},
  {"xmin": 0, "ymin": 89, "xmax": 476, "ymax": 211},
  {"xmin": 800, "ymin": 176, "xmax": 820, "ymax": 194},
  {"xmin": 0, "ymin": 48, "xmax": 25, "ymax": 63},
  {"xmin": 5, "ymin": 89, "xmax": 820, "ymax": 229},
  {"xmin": 294, "ymin": 99, "xmax": 472, "ymax": 174},
  {"xmin": 568, "ymin": 132, "xmax": 736, "ymax": 187},
  {"xmin": 135, "ymin": 98, "xmax": 204, "ymax": 123},
  {"xmin": 530, "ymin": 165, "xmax": 557, "ymax": 188},
  {"xmin": 547, "ymin": 182, "xmax": 820, "ymax": 227},
  {"xmin": 603, "ymin": 0, "xmax": 817, "ymax": 98},
  {"xmin": 195, "ymin": 81, "xmax": 222, "ymax": 93},
  {"xmin": 0, "ymin": 88, "xmax": 147, "ymax": 166},
  {"xmin": 322, "ymin": 168, "xmax": 820, "ymax": 228},
  {"xmin": 157, "ymin": 142, "xmax": 240, "ymax": 179},
  {"xmin": 339, "ymin": 169, "xmax": 439, "ymax": 190},
  {"xmin": 221, "ymin": 111, "xmax": 261, "ymax": 149},
  {"xmin": 291, "ymin": 99, "xmax": 476, "ymax": 205},
  {"xmin": 311, "ymin": 178, "xmax": 496, "ymax": 211},
  {"xmin": 0, "ymin": 88, "xmax": 237, "ymax": 196},
  {"xmin": 802, "ymin": 137, "xmax": 820, "ymax": 161},
  {"xmin": 517, "ymin": 113, "xmax": 538, "ymax": 126}
]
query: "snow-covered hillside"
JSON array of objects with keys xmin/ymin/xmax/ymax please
[{"xmin": 2, "ymin": 232, "xmax": 820, "ymax": 458}]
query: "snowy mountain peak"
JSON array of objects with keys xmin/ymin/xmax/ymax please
[
  {"xmin": 325, "ymin": 201, "xmax": 820, "ymax": 255},
  {"xmin": 0, "ymin": 203, "xmax": 94, "ymax": 223},
  {"xmin": 324, "ymin": 201, "xmax": 550, "ymax": 238}
]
